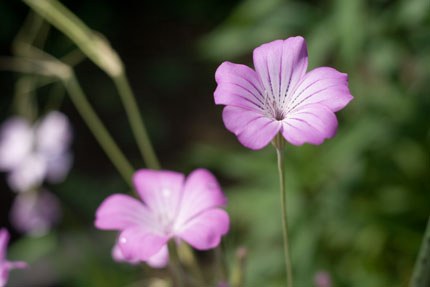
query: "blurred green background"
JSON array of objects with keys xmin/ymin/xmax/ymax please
[{"xmin": 0, "ymin": 0, "xmax": 429, "ymax": 286}]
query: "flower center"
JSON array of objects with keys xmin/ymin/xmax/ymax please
[
  {"xmin": 263, "ymin": 91, "xmax": 285, "ymax": 121},
  {"xmin": 155, "ymin": 187, "xmax": 175, "ymax": 236}
]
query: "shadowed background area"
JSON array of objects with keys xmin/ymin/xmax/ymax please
[{"xmin": 0, "ymin": 0, "xmax": 429, "ymax": 286}]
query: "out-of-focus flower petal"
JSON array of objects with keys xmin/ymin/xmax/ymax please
[
  {"xmin": 112, "ymin": 240, "xmax": 169, "ymax": 268},
  {"xmin": 287, "ymin": 67, "xmax": 353, "ymax": 113},
  {"xmin": 10, "ymin": 190, "xmax": 61, "ymax": 236},
  {"xmin": 253, "ymin": 36, "xmax": 308, "ymax": 106},
  {"xmin": 7, "ymin": 154, "xmax": 47, "ymax": 192},
  {"xmin": 35, "ymin": 112, "xmax": 72, "ymax": 156},
  {"xmin": 314, "ymin": 271, "xmax": 332, "ymax": 287},
  {"xmin": 118, "ymin": 227, "xmax": 168, "ymax": 262},
  {"xmin": 96, "ymin": 169, "xmax": 229, "ymax": 265},
  {"xmin": 214, "ymin": 62, "xmax": 265, "ymax": 112},
  {"xmin": 0, "ymin": 118, "xmax": 33, "ymax": 171},
  {"xmin": 0, "ymin": 229, "xmax": 9, "ymax": 261},
  {"xmin": 176, "ymin": 169, "xmax": 226, "ymax": 227},
  {"xmin": 177, "ymin": 209, "xmax": 229, "ymax": 250},
  {"xmin": 0, "ymin": 228, "xmax": 27, "ymax": 287},
  {"xmin": 133, "ymin": 170, "xmax": 184, "ymax": 216},
  {"xmin": 222, "ymin": 106, "xmax": 281, "ymax": 150},
  {"xmin": 112, "ymin": 243, "xmax": 140, "ymax": 265},
  {"xmin": 45, "ymin": 152, "xmax": 73, "ymax": 183},
  {"xmin": 146, "ymin": 245, "xmax": 168, "ymax": 268},
  {"xmin": 95, "ymin": 194, "xmax": 154, "ymax": 230},
  {"xmin": 281, "ymin": 103, "xmax": 338, "ymax": 146}
]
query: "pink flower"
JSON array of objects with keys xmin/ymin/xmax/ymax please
[
  {"xmin": 0, "ymin": 112, "xmax": 72, "ymax": 192},
  {"xmin": 0, "ymin": 228, "xmax": 27, "ymax": 287},
  {"xmin": 95, "ymin": 168, "xmax": 229, "ymax": 266},
  {"xmin": 314, "ymin": 271, "xmax": 332, "ymax": 287},
  {"xmin": 214, "ymin": 36, "xmax": 353, "ymax": 149}
]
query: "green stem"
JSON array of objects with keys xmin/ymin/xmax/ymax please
[
  {"xmin": 410, "ymin": 216, "xmax": 430, "ymax": 287},
  {"xmin": 229, "ymin": 247, "xmax": 247, "ymax": 287},
  {"xmin": 167, "ymin": 240, "xmax": 184, "ymax": 287},
  {"xmin": 23, "ymin": 0, "xmax": 160, "ymax": 170},
  {"xmin": 178, "ymin": 243, "xmax": 206, "ymax": 285},
  {"xmin": 275, "ymin": 135, "xmax": 293, "ymax": 287},
  {"xmin": 63, "ymin": 73, "xmax": 134, "ymax": 186},
  {"xmin": 112, "ymin": 73, "xmax": 160, "ymax": 170}
]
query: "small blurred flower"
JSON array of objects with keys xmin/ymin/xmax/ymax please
[
  {"xmin": 0, "ymin": 228, "xmax": 27, "ymax": 287},
  {"xmin": 0, "ymin": 111, "xmax": 72, "ymax": 192},
  {"xmin": 95, "ymin": 168, "xmax": 229, "ymax": 267},
  {"xmin": 214, "ymin": 36, "xmax": 353, "ymax": 149},
  {"xmin": 9, "ymin": 189, "xmax": 61, "ymax": 236},
  {"xmin": 314, "ymin": 271, "xmax": 332, "ymax": 287}
]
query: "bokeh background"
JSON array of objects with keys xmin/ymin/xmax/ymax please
[{"xmin": 0, "ymin": 0, "xmax": 429, "ymax": 286}]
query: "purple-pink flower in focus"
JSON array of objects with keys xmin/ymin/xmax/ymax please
[
  {"xmin": 0, "ymin": 111, "xmax": 72, "ymax": 192},
  {"xmin": 95, "ymin": 168, "xmax": 229, "ymax": 267},
  {"xmin": 0, "ymin": 228, "xmax": 27, "ymax": 287},
  {"xmin": 10, "ymin": 189, "xmax": 61, "ymax": 236},
  {"xmin": 214, "ymin": 36, "xmax": 353, "ymax": 149}
]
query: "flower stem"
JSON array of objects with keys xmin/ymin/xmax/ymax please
[
  {"xmin": 177, "ymin": 243, "xmax": 206, "ymax": 285},
  {"xmin": 167, "ymin": 240, "xmax": 185, "ymax": 287},
  {"xmin": 275, "ymin": 135, "xmax": 293, "ymax": 287},
  {"xmin": 23, "ymin": 0, "xmax": 160, "ymax": 170},
  {"xmin": 112, "ymin": 73, "xmax": 160, "ymax": 170},
  {"xmin": 410, "ymin": 215, "xmax": 430, "ymax": 287},
  {"xmin": 63, "ymin": 73, "xmax": 134, "ymax": 186}
]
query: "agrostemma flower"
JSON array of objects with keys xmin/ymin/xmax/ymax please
[
  {"xmin": 95, "ymin": 168, "xmax": 229, "ymax": 266},
  {"xmin": 214, "ymin": 36, "xmax": 352, "ymax": 149}
]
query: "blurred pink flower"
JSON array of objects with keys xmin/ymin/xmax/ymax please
[
  {"xmin": 0, "ymin": 112, "xmax": 72, "ymax": 192},
  {"xmin": 95, "ymin": 169, "xmax": 229, "ymax": 266},
  {"xmin": 214, "ymin": 36, "xmax": 353, "ymax": 149},
  {"xmin": 9, "ymin": 189, "xmax": 61, "ymax": 236},
  {"xmin": 0, "ymin": 228, "xmax": 27, "ymax": 287},
  {"xmin": 314, "ymin": 271, "xmax": 332, "ymax": 287}
]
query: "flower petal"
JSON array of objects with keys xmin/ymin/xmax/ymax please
[
  {"xmin": 253, "ymin": 36, "xmax": 308, "ymax": 107},
  {"xmin": 177, "ymin": 209, "xmax": 229, "ymax": 250},
  {"xmin": 222, "ymin": 106, "xmax": 281, "ymax": 150},
  {"xmin": 175, "ymin": 169, "xmax": 226, "ymax": 227},
  {"xmin": 214, "ymin": 62, "xmax": 265, "ymax": 112},
  {"xmin": 287, "ymin": 67, "xmax": 353, "ymax": 112},
  {"xmin": 7, "ymin": 154, "xmax": 47, "ymax": 192},
  {"xmin": 281, "ymin": 103, "xmax": 338, "ymax": 146},
  {"xmin": 0, "ymin": 117, "xmax": 33, "ymax": 171},
  {"xmin": 118, "ymin": 227, "xmax": 168, "ymax": 262},
  {"xmin": 35, "ymin": 111, "xmax": 72, "ymax": 156},
  {"xmin": 0, "ymin": 229, "xmax": 9, "ymax": 261},
  {"xmin": 45, "ymin": 152, "xmax": 73, "ymax": 183},
  {"xmin": 146, "ymin": 245, "xmax": 168, "ymax": 268},
  {"xmin": 133, "ymin": 169, "xmax": 184, "ymax": 216},
  {"xmin": 10, "ymin": 190, "xmax": 61, "ymax": 236},
  {"xmin": 95, "ymin": 194, "xmax": 153, "ymax": 230},
  {"xmin": 112, "ymin": 242, "xmax": 140, "ymax": 265}
]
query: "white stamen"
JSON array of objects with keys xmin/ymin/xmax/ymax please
[{"xmin": 120, "ymin": 237, "xmax": 127, "ymax": 244}]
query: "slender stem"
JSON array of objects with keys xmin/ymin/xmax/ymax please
[
  {"xmin": 167, "ymin": 240, "xmax": 184, "ymax": 287},
  {"xmin": 63, "ymin": 73, "xmax": 134, "ymax": 186},
  {"xmin": 410, "ymin": 216, "xmax": 430, "ymax": 287},
  {"xmin": 178, "ymin": 243, "xmax": 206, "ymax": 285},
  {"xmin": 112, "ymin": 73, "xmax": 160, "ymax": 170},
  {"xmin": 229, "ymin": 247, "xmax": 247, "ymax": 287},
  {"xmin": 23, "ymin": 0, "xmax": 161, "ymax": 170},
  {"xmin": 275, "ymin": 136, "xmax": 293, "ymax": 287}
]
